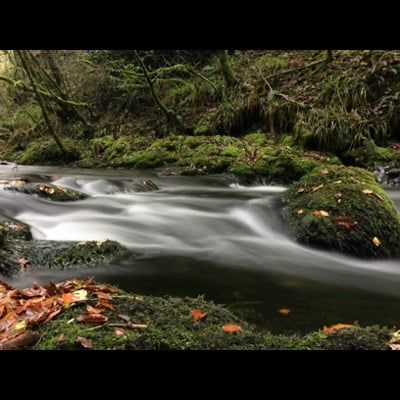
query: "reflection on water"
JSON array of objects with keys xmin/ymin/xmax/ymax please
[{"xmin": 1, "ymin": 164, "xmax": 400, "ymax": 333}]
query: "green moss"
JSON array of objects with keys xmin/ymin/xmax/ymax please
[
  {"xmin": 325, "ymin": 325, "xmax": 392, "ymax": 350},
  {"xmin": 220, "ymin": 146, "xmax": 242, "ymax": 157},
  {"xmin": 282, "ymin": 165, "xmax": 400, "ymax": 257},
  {"xmin": 243, "ymin": 132, "xmax": 268, "ymax": 145},
  {"xmin": 33, "ymin": 282, "xmax": 394, "ymax": 350}
]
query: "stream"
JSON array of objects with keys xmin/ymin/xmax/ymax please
[{"xmin": 1, "ymin": 164, "xmax": 400, "ymax": 334}]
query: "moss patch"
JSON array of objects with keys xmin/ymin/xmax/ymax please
[
  {"xmin": 33, "ymin": 281, "xmax": 394, "ymax": 350},
  {"xmin": 282, "ymin": 165, "xmax": 400, "ymax": 257}
]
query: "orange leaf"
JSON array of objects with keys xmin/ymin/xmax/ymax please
[
  {"xmin": 278, "ymin": 308, "xmax": 291, "ymax": 315},
  {"xmin": 323, "ymin": 323, "xmax": 355, "ymax": 334},
  {"xmin": 222, "ymin": 324, "xmax": 241, "ymax": 332},
  {"xmin": 313, "ymin": 210, "xmax": 321, "ymax": 216},
  {"xmin": 114, "ymin": 328, "xmax": 128, "ymax": 336},
  {"xmin": 62, "ymin": 292, "xmax": 80, "ymax": 306},
  {"xmin": 191, "ymin": 308, "xmax": 208, "ymax": 321},
  {"xmin": 312, "ymin": 183, "xmax": 324, "ymax": 192},
  {"xmin": 76, "ymin": 313, "xmax": 108, "ymax": 323},
  {"xmin": 372, "ymin": 236, "xmax": 381, "ymax": 247},
  {"xmin": 87, "ymin": 305, "xmax": 104, "ymax": 314},
  {"xmin": 76, "ymin": 336, "xmax": 93, "ymax": 349},
  {"xmin": 97, "ymin": 300, "xmax": 116, "ymax": 311}
]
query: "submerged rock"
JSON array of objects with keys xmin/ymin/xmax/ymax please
[
  {"xmin": 0, "ymin": 218, "xmax": 128, "ymax": 276},
  {"xmin": 282, "ymin": 165, "xmax": 400, "ymax": 258},
  {"xmin": 1, "ymin": 182, "xmax": 88, "ymax": 201}
]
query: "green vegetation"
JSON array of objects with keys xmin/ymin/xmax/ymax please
[
  {"xmin": 0, "ymin": 50, "xmax": 400, "ymax": 177},
  {"xmin": 34, "ymin": 283, "xmax": 393, "ymax": 350},
  {"xmin": 282, "ymin": 165, "xmax": 400, "ymax": 258}
]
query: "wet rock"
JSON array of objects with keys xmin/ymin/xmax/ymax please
[
  {"xmin": 282, "ymin": 165, "xmax": 400, "ymax": 258},
  {"xmin": 2, "ymin": 182, "xmax": 88, "ymax": 201},
  {"xmin": 130, "ymin": 179, "xmax": 159, "ymax": 192}
]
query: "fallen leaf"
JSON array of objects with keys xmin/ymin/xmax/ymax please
[
  {"xmin": 311, "ymin": 183, "xmax": 324, "ymax": 192},
  {"xmin": 321, "ymin": 168, "xmax": 329, "ymax": 175},
  {"xmin": 57, "ymin": 333, "xmax": 67, "ymax": 342},
  {"xmin": 313, "ymin": 210, "xmax": 329, "ymax": 217},
  {"xmin": 222, "ymin": 324, "xmax": 242, "ymax": 332},
  {"xmin": 76, "ymin": 313, "xmax": 108, "ymax": 323},
  {"xmin": 296, "ymin": 209, "xmax": 304, "ymax": 215},
  {"xmin": 76, "ymin": 336, "xmax": 93, "ymax": 349},
  {"xmin": 323, "ymin": 323, "xmax": 355, "ymax": 334},
  {"xmin": 72, "ymin": 289, "xmax": 88, "ymax": 301},
  {"xmin": 362, "ymin": 189, "xmax": 374, "ymax": 195},
  {"xmin": 372, "ymin": 236, "xmax": 381, "ymax": 247},
  {"xmin": 96, "ymin": 291, "xmax": 113, "ymax": 301},
  {"xmin": 297, "ymin": 188, "xmax": 305, "ymax": 193},
  {"xmin": 114, "ymin": 328, "xmax": 128, "ymax": 336},
  {"xmin": 97, "ymin": 300, "xmax": 116, "ymax": 311},
  {"xmin": 387, "ymin": 343, "xmax": 400, "ymax": 350},
  {"xmin": 87, "ymin": 305, "xmax": 104, "ymax": 314},
  {"xmin": 389, "ymin": 330, "xmax": 400, "ymax": 343},
  {"xmin": 278, "ymin": 308, "xmax": 291, "ymax": 315},
  {"xmin": 191, "ymin": 308, "xmax": 208, "ymax": 321},
  {"xmin": 335, "ymin": 215, "xmax": 358, "ymax": 230},
  {"xmin": 334, "ymin": 180, "xmax": 342, "ymax": 184}
]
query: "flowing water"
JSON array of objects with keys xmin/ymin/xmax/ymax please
[{"xmin": 1, "ymin": 164, "xmax": 400, "ymax": 334}]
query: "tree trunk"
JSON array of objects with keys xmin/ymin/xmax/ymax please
[
  {"xmin": 16, "ymin": 51, "xmax": 67, "ymax": 159},
  {"xmin": 134, "ymin": 50, "xmax": 185, "ymax": 134},
  {"xmin": 219, "ymin": 50, "xmax": 239, "ymax": 88}
]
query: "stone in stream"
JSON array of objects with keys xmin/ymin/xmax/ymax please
[
  {"xmin": 0, "ymin": 181, "xmax": 88, "ymax": 201},
  {"xmin": 0, "ymin": 218, "xmax": 129, "ymax": 277},
  {"xmin": 282, "ymin": 165, "xmax": 400, "ymax": 258}
]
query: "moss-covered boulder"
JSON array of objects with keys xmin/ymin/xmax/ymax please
[
  {"xmin": 0, "ymin": 217, "xmax": 128, "ymax": 276},
  {"xmin": 2, "ymin": 182, "xmax": 88, "ymax": 201},
  {"xmin": 282, "ymin": 165, "xmax": 400, "ymax": 258}
]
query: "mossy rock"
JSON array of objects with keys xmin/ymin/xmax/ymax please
[
  {"xmin": 4, "ymin": 182, "xmax": 88, "ymax": 202},
  {"xmin": 282, "ymin": 165, "xmax": 400, "ymax": 258},
  {"xmin": 33, "ymin": 281, "xmax": 395, "ymax": 350}
]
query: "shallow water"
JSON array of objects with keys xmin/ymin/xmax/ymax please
[{"xmin": 1, "ymin": 164, "xmax": 400, "ymax": 334}]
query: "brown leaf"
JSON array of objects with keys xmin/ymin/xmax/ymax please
[
  {"xmin": 76, "ymin": 313, "xmax": 108, "ymax": 323},
  {"xmin": 297, "ymin": 188, "xmax": 306, "ymax": 193},
  {"xmin": 87, "ymin": 305, "xmax": 104, "ymax": 314},
  {"xmin": 222, "ymin": 324, "xmax": 242, "ymax": 332},
  {"xmin": 191, "ymin": 308, "xmax": 208, "ymax": 321},
  {"xmin": 97, "ymin": 300, "xmax": 116, "ymax": 311},
  {"xmin": 76, "ymin": 336, "xmax": 93, "ymax": 349},
  {"xmin": 323, "ymin": 323, "xmax": 355, "ymax": 334},
  {"xmin": 334, "ymin": 180, "xmax": 342, "ymax": 184},
  {"xmin": 372, "ymin": 236, "xmax": 381, "ymax": 247},
  {"xmin": 321, "ymin": 168, "xmax": 329, "ymax": 175},
  {"xmin": 296, "ymin": 209, "xmax": 304, "ymax": 215},
  {"xmin": 335, "ymin": 215, "xmax": 358, "ymax": 230},
  {"xmin": 57, "ymin": 333, "xmax": 67, "ymax": 342},
  {"xmin": 311, "ymin": 183, "xmax": 324, "ymax": 192},
  {"xmin": 278, "ymin": 308, "xmax": 291, "ymax": 315},
  {"xmin": 96, "ymin": 291, "xmax": 113, "ymax": 301},
  {"xmin": 114, "ymin": 328, "xmax": 128, "ymax": 336}
]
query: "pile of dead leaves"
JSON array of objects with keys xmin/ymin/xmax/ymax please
[{"xmin": 0, "ymin": 277, "xmax": 120, "ymax": 350}]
